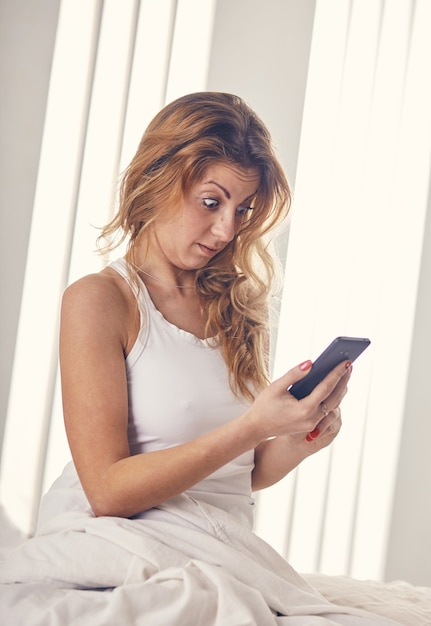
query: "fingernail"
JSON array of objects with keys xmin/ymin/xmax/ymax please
[
  {"xmin": 345, "ymin": 361, "xmax": 352, "ymax": 371},
  {"xmin": 300, "ymin": 360, "xmax": 312, "ymax": 371},
  {"xmin": 306, "ymin": 428, "xmax": 320, "ymax": 442}
]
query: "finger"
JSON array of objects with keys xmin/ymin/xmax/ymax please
[
  {"xmin": 321, "ymin": 401, "xmax": 330, "ymax": 417},
  {"xmin": 306, "ymin": 428, "xmax": 320, "ymax": 442},
  {"xmin": 308, "ymin": 402, "xmax": 341, "ymax": 438},
  {"xmin": 324, "ymin": 365, "xmax": 352, "ymax": 408},
  {"xmin": 309, "ymin": 360, "xmax": 352, "ymax": 403},
  {"xmin": 306, "ymin": 407, "xmax": 342, "ymax": 442},
  {"xmin": 272, "ymin": 360, "xmax": 313, "ymax": 393}
]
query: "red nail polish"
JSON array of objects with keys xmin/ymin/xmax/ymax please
[
  {"xmin": 345, "ymin": 361, "xmax": 352, "ymax": 371},
  {"xmin": 300, "ymin": 360, "xmax": 312, "ymax": 371},
  {"xmin": 306, "ymin": 428, "xmax": 320, "ymax": 441}
]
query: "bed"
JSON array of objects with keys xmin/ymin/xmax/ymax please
[{"xmin": 1, "ymin": 501, "xmax": 430, "ymax": 626}]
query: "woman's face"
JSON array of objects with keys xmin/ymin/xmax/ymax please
[{"xmin": 149, "ymin": 162, "xmax": 260, "ymax": 272}]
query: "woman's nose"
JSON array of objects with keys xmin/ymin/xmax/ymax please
[{"xmin": 211, "ymin": 210, "xmax": 236, "ymax": 242}]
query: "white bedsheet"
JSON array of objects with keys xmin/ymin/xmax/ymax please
[
  {"xmin": 305, "ymin": 573, "xmax": 431, "ymax": 626},
  {"xmin": 1, "ymin": 494, "xmax": 425, "ymax": 626}
]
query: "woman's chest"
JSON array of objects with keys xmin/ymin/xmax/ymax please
[
  {"xmin": 146, "ymin": 288, "xmax": 208, "ymax": 339},
  {"xmin": 126, "ymin": 326, "xmax": 249, "ymax": 450}
]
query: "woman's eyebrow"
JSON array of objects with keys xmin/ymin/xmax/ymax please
[
  {"xmin": 204, "ymin": 180, "xmax": 258, "ymax": 204},
  {"xmin": 205, "ymin": 180, "xmax": 231, "ymax": 199}
]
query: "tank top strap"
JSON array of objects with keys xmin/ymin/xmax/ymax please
[{"xmin": 108, "ymin": 257, "xmax": 151, "ymax": 367}]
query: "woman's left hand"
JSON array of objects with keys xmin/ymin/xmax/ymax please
[
  {"xmin": 286, "ymin": 404, "xmax": 342, "ymax": 455},
  {"xmin": 252, "ymin": 405, "xmax": 343, "ymax": 491},
  {"xmin": 252, "ymin": 363, "xmax": 350, "ymax": 491}
]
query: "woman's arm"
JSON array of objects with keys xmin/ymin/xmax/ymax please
[
  {"xmin": 251, "ymin": 406, "xmax": 343, "ymax": 490},
  {"xmin": 61, "ymin": 272, "xmax": 351, "ymax": 518},
  {"xmin": 61, "ymin": 272, "xmax": 260, "ymax": 517}
]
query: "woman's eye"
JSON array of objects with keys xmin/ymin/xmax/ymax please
[
  {"xmin": 236, "ymin": 205, "xmax": 253, "ymax": 216},
  {"xmin": 202, "ymin": 198, "xmax": 219, "ymax": 210}
]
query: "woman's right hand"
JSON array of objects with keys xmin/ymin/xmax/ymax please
[{"xmin": 246, "ymin": 359, "xmax": 352, "ymax": 442}]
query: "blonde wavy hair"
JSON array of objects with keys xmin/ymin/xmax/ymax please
[{"xmin": 99, "ymin": 92, "xmax": 291, "ymax": 400}]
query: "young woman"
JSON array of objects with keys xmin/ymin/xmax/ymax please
[{"xmin": 0, "ymin": 93, "xmax": 400, "ymax": 626}]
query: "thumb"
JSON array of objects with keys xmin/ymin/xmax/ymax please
[{"xmin": 273, "ymin": 360, "xmax": 313, "ymax": 392}]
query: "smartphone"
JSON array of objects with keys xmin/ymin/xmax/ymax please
[{"xmin": 289, "ymin": 336, "xmax": 371, "ymax": 400}]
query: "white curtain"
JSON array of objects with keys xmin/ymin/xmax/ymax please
[
  {"xmin": 254, "ymin": 0, "xmax": 431, "ymax": 581},
  {"xmin": 0, "ymin": 0, "xmax": 216, "ymax": 536}
]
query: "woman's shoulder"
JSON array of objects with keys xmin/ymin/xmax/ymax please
[
  {"xmin": 60, "ymin": 266, "xmax": 141, "ymax": 354},
  {"xmin": 61, "ymin": 266, "xmax": 137, "ymax": 333},
  {"xmin": 63, "ymin": 266, "xmax": 128, "ymax": 305}
]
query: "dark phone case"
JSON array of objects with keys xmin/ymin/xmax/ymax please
[{"xmin": 289, "ymin": 336, "xmax": 371, "ymax": 400}]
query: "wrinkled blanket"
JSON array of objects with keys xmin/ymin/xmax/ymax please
[
  {"xmin": 304, "ymin": 573, "xmax": 431, "ymax": 626},
  {"xmin": 0, "ymin": 493, "xmax": 405, "ymax": 626}
]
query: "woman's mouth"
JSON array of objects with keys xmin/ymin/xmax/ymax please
[{"xmin": 198, "ymin": 243, "xmax": 220, "ymax": 257}]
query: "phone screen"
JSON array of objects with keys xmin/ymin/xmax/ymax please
[{"xmin": 289, "ymin": 336, "xmax": 371, "ymax": 400}]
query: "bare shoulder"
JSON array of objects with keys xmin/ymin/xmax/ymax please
[
  {"xmin": 61, "ymin": 267, "xmax": 138, "ymax": 350},
  {"xmin": 62, "ymin": 268, "xmax": 127, "ymax": 307}
]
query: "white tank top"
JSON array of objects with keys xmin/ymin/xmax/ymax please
[{"xmin": 110, "ymin": 259, "xmax": 256, "ymax": 526}]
